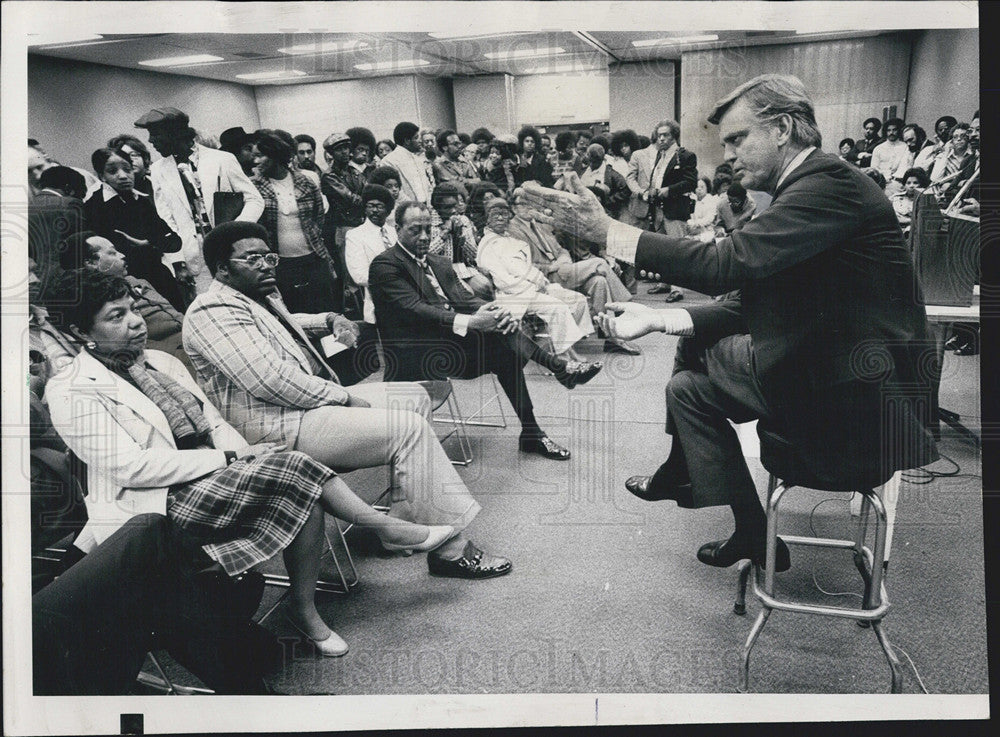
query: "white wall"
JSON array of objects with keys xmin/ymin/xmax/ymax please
[
  {"xmin": 452, "ymin": 75, "xmax": 516, "ymax": 137},
  {"xmin": 414, "ymin": 76, "xmax": 456, "ymax": 132},
  {"xmin": 28, "ymin": 54, "xmax": 259, "ymax": 172},
  {"xmin": 906, "ymin": 29, "xmax": 979, "ymax": 131},
  {"xmin": 608, "ymin": 61, "xmax": 676, "ymax": 137},
  {"xmin": 255, "ymin": 75, "xmax": 453, "ymax": 146},
  {"xmin": 513, "ymin": 70, "xmax": 610, "ymax": 129}
]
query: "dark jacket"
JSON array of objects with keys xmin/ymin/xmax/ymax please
[
  {"xmin": 515, "ymin": 153, "xmax": 555, "ymax": 188},
  {"xmin": 655, "ymin": 147, "xmax": 698, "ymax": 222},
  {"xmin": 635, "ymin": 150, "xmax": 937, "ymax": 487}
]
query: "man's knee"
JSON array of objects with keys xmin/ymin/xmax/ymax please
[{"xmin": 665, "ymin": 370, "xmax": 705, "ymax": 409}]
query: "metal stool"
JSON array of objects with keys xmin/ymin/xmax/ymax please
[{"xmin": 733, "ymin": 428, "xmax": 904, "ymax": 693}]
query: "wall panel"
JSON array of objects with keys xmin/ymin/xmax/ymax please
[
  {"xmin": 906, "ymin": 29, "xmax": 979, "ymax": 131},
  {"xmin": 514, "ymin": 70, "xmax": 610, "ymax": 128},
  {"xmin": 608, "ymin": 61, "xmax": 676, "ymax": 139},
  {"xmin": 452, "ymin": 75, "xmax": 515, "ymax": 137}
]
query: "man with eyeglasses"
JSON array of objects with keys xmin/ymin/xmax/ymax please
[
  {"xmin": 432, "ymin": 129, "xmax": 481, "ymax": 199},
  {"xmin": 184, "ymin": 220, "xmax": 513, "ymax": 579}
]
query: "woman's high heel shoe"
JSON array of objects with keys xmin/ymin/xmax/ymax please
[
  {"xmin": 380, "ymin": 524, "xmax": 454, "ymax": 553},
  {"xmin": 285, "ymin": 615, "xmax": 349, "ymax": 657}
]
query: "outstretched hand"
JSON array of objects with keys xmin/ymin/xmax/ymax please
[
  {"xmin": 518, "ymin": 172, "xmax": 613, "ymax": 244},
  {"xmin": 596, "ymin": 302, "xmax": 664, "ymax": 341}
]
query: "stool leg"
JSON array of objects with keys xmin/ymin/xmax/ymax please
[
  {"xmin": 854, "ymin": 492, "xmax": 873, "ymax": 628},
  {"xmin": 871, "ymin": 619, "xmax": 904, "ymax": 693},
  {"xmin": 734, "ymin": 560, "xmax": 752, "ymax": 615},
  {"xmin": 739, "ymin": 606, "xmax": 771, "ymax": 693}
]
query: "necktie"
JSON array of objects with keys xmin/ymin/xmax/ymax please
[
  {"xmin": 380, "ymin": 227, "xmax": 393, "ymax": 250},
  {"xmin": 176, "ymin": 161, "xmax": 212, "ymax": 237},
  {"xmin": 265, "ymin": 296, "xmax": 342, "ymax": 384},
  {"xmin": 417, "ymin": 258, "xmax": 452, "ymax": 309}
]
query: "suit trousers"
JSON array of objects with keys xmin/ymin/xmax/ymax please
[
  {"xmin": 293, "ymin": 381, "xmax": 481, "ymax": 531},
  {"xmin": 554, "ymin": 258, "xmax": 632, "ymax": 315},
  {"xmin": 664, "ymin": 333, "xmax": 772, "ymax": 509}
]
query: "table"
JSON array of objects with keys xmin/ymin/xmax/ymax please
[{"xmin": 924, "ymin": 290, "xmax": 980, "ymax": 445}]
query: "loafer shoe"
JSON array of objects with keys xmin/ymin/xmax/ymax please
[
  {"xmin": 554, "ymin": 360, "xmax": 602, "ymax": 389},
  {"xmin": 519, "ymin": 433, "xmax": 571, "ymax": 460},
  {"xmin": 697, "ymin": 535, "xmax": 791, "ymax": 572},
  {"xmin": 428, "ymin": 541, "xmax": 512, "ymax": 579},
  {"xmin": 624, "ymin": 475, "xmax": 693, "ymax": 505}
]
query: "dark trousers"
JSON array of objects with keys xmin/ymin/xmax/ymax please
[
  {"xmin": 32, "ymin": 514, "xmax": 279, "ymax": 695},
  {"xmin": 663, "ymin": 334, "xmax": 771, "ymax": 509},
  {"xmin": 276, "ymin": 252, "xmax": 339, "ymax": 314}
]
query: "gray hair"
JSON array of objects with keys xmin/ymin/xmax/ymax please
[{"xmin": 708, "ymin": 74, "xmax": 822, "ymax": 148}]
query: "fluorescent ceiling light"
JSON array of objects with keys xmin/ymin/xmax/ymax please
[
  {"xmin": 355, "ymin": 59, "xmax": 431, "ymax": 71},
  {"xmin": 279, "ymin": 40, "xmax": 370, "ymax": 55},
  {"xmin": 632, "ymin": 34, "xmax": 719, "ymax": 47},
  {"xmin": 522, "ymin": 63, "xmax": 595, "ymax": 74},
  {"xmin": 429, "ymin": 31, "xmax": 532, "ymax": 40},
  {"xmin": 484, "ymin": 46, "xmax": 566, "ymax": 60},
  {"xmin": 28, "ymin": 33, "xmax": 104, "ymax": 47},
  {"xmin": 236, "ymin": 69, "xmax": 309, "ymax": 80},
  {"xmin": 139, "ymin": 54, "xmax": 224, "ymax": 67}
]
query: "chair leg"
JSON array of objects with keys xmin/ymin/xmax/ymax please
[
  {"xmin": 734, "ymin": 560, "xmax": 752, "ymax": 615},
  {"xmin": 738, "ymin": 607, "xmax": 772, "ymax": 693},
  {"xmin": 871, "ymin": 619, "xmax": 905, "ymax": 693}
]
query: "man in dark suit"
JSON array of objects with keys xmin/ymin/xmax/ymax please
[
  {"xmin": 369, "ymin": 202, "xmax": 603, "ymax": 460},
  {"xmin": 521, "ymin": 74, "xmax": 937, "ymax": 570},
  {"xmin": 29, "ymin": 166, "xmax": 88, "ymax": 299},
  {"xmin": 645, "ymin": 119, "xmax": 695, "ymax": 303}
]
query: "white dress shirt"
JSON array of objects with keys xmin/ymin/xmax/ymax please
[{"xmin": 345, "ymin": 218, "xmax": 397, "ymax": 323}]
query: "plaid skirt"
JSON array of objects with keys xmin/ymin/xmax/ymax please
[{"xmin": 166, "ymin": 451, "xmax": 333, "ymax": 576}]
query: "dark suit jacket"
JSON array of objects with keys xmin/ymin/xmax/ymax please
[
  {"xmin": 656, "ymin": 147, "xmax": 698, "ymax": 222},
  {"xmin": 635, "ymin": 150, "xmax": 937, "ymax": 484},
  {"xmin": 29, "ymin": 191, "xmax": 86, "ymax": 298},
  {"xmin": 369, "ymin": 245, "xmax": 487, "ymax": 381}
]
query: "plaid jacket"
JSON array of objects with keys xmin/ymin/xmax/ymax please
[
  {"xmin": 183, "ymin": 281, "xmax": 348, "ymax": 446},
  {"xmin": 252, "ymin": 171, "xmax": 338, "ymax": 281}
]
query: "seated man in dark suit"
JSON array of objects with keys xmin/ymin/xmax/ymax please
[
  {"xmin": 522, "ymin": 74, "xmax": 937, "ymax": 571},
  {"xmin": 369, "ymin": 202, "xmax": 603, "ymax": 461}
]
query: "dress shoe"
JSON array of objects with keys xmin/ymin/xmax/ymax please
[
  {"xmin": 428, "ymin": 540, "xmax": 512, "ymax": 579},
  {"xmin": 647, "ymin": 283, "xmax": 673, "ymax": 295},
  {"xmin": 603, "ymin": 338, "xmax": 641, "ymax": 355},
  {"xmin": 954, "ymin": 341, "xmax": 978, "ymax": 356},
  {"xmin": 697, "ymin": 535, "xmax": 791, "ymax": 572},
  {"xmin": 380, "ymin": 524, "xmax": 455, "ymax": 553},
  {"xmin": 554, "ymin": 360, "xmax": 602, "ymax": 389},
  {"xmin": 624, "ymin": 475, "xmax": 693, "ymax": 505},
  {"xmin": 663, "ymin": 290, "xmax": 684, "ymax": 303},
  {"xmin": 520, "ymin": 433, "xmax": 571, "ymax": 460},
  {"xmin": 285, "ymin": 615, "xmax": 349, "ymax": 657},
  {"xmin": 944, "ymin": 334, "xmax": 961, "ymax": 351}
]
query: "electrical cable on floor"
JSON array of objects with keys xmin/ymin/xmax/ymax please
[
  {"xmin": 807, "ymin": 500, "xmax": 931, "ymax": 694},
  {"xmin": 902, "ymin": 449, "xmax": 981, "ymax": 485}
]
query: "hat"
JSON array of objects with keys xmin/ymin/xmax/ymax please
[
  {"xmin": 134, "ymin": 107, "xmax": 189, "ymax": 129},
  {"xmin": 219, "ymin": 126, "xmax": 252, "ymax": 152},
  {"xmin": 323, "ymin": 132, "xmax": 351, "ymax": 151},
  {"xmin": 484, "ymin": 197, "xmax": 512, "ymax": 215}
]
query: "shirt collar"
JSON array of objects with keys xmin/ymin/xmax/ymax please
[
  {"xmin": 349, "ymin": 160, "xmax": 366, "ymax": 173},
  {"xmin": 398, "ymin": 243, "xmax": 426, "ymax": 266},
  {"xmin": 775, "ymin": 146, "xmax": 816, "ymax": 190},
  {"xmin": 101, "ymin": 182, "xmax": 144, "ymax": 201}
]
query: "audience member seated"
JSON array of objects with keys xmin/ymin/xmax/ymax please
[
  {"xmin": 29, "ymin": 166, "xmax": 88, "ymax": 296},
  {"xmin": 514, "ymin": 126, "xmax": 555, "ymax": 187},
  {"xmin": 345, "ymin": 185, "xmax": 397, "ymax": 327},
  {"xmin": 892, "ymin": 167, "xmax": 929, "ymax": 237},
  {"xmin": 85, "ymin": 147, "xmax": 186, "ymax": 311},
  {"xmin": 838, "ymin": 138, "xmax": 859, "ymax": 166},
  {"xmin": 901, "ymin": 124, "xmax": 937, "ymax": 175},
  {"xmin": 59, "ymin": 231, "xmax": 194, "ymax": 374},
  {"xmin": 219, "ymin": 126, "xmax": 257, "ymax": 177},
  {"xmin": 346, "ymin": 127, "xmax": 377, "ymax": 182},
  {"xmin": 380, "ymin": 121, "xmax": 435, "ymax": 205},
  {"xmin": 135, "ymin": 107, "xmax": 264, "ymax": 296},
  {"xmin": 476, "ymin": 198, "xmax": 594, "ymax": 361},
  {"xmin": 33, "ymin": 513, "xmax": 283, "ymax": 694},
  {"xmin": 579, "ymin": 143, "xmax": 630, "ymax": 221},
  {"xmin": 686, "ymin": 176, "xmax": 721, "ymax": 243},
  {"xmin": 433, "ymin": 129, "xmax": 482, "ymax": 198},
  {"xmin": 47, "ymin": 268, "xmax": 452, "ymax": 655},
  {"xmin": 369, "ymin": 165, "xmax": 403, "ymax": 220},
  {"xmin": 506, "ymin": 194, "xmax": 638, "ymax": 355},
  {"xmin": 107, "ymin": 134, "xmax": 155, "ymax": 196},
  {"xmin": 28, "ymin": 256, "xmax": 80, "ymax": 373},
  {"xmin": 469, "ymin": 127, "xmax": 494, "ymax": 176},
  {"xmin": 870, "ymin": 117, "xmax": 908, "ymax": 188},
  {"xmin": 251, "ymin": 130, "xmax": 339, "ymax": 314},
  {"xmin": 466, "ymin": 181, "xmax": 504, "ymax": 239},
  {"xmin": 430, "ymin": 182, "xmax": 494, "ymax": 299},
  {"xmin": 930, "ymin": 122, "xmax": 978, "ymax": 206},
  {"xmin": 855, "ymin": 116, "xmax": 883, "ymax": 167},
  {"xmin": 483, "ymin": 137, "xmax": 519, "ymax": 197},
  {"xmin": 932, "ymin": 115, "xmax": 958, "ymax": 155},
  {"xmin": 370, "ymin": 203, "xmax": 603, "ymax": 461},
  {"xmin": 182, "ymin": 221, "xmax": 504, "ymax": 579},
  {"xmin": 552, "ymin": 131, "xmax": 578, "ymax": 181},
  {"xmin": 715, "ymin": 181, "xmax": 757, "ymax": 236},
  {"xmin": 571, "ymin": 131, "xmax": 593, "ymax": 176}
]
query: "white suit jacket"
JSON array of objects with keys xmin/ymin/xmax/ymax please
[
  {"xmin": 625, "ymin": 144, "xmax": 659, "ymax": 219},
  {"xmin": 45, "ymin": 348, "xmax": 250, "ymax": 552},
  {"xmin": 149, "ymin": 144, "xmax": 265, "ymax": 277}
]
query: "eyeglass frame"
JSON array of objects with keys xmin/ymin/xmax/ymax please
[{"xmin": 229, "ymin": 252, "xmax": 280, "ymax": 269}]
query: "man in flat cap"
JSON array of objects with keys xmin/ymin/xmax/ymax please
[
  {"xmin": 320, "ymin": 131, "xmax": 367, "ymax": 314},
  {"xmin": 136, "ymin": 107, "xmax": 264, "ymax": 296}
]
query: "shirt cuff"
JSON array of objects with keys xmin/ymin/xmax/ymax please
[
  {"xmin": 662, "ymin": 309, "xmax": 695, "ymax": 336},
  {"xmin": 453, "ymin": 313, "xmax": 471, "ymax": 337},
  {"xmin": 605, "ymin": 220, "xmax": 643, "ymax": 265}
]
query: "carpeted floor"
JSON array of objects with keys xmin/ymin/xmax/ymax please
[{"xmin": 161, "ymin": 287, "xmax": 986, "ymax": 695}]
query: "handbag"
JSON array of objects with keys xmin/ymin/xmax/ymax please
[{"xmin": 213, "ymin": 171, "xmax": 245, "ymax": 225}]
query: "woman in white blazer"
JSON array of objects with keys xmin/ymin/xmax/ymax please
[{"xmin": 45, "ymin": 270, "xmax": 451, "ymax": 656}]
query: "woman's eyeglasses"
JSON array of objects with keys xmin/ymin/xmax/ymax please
[{"xmin": 230, "ymin": 253, "xmax": 280, "ymax": 269}]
